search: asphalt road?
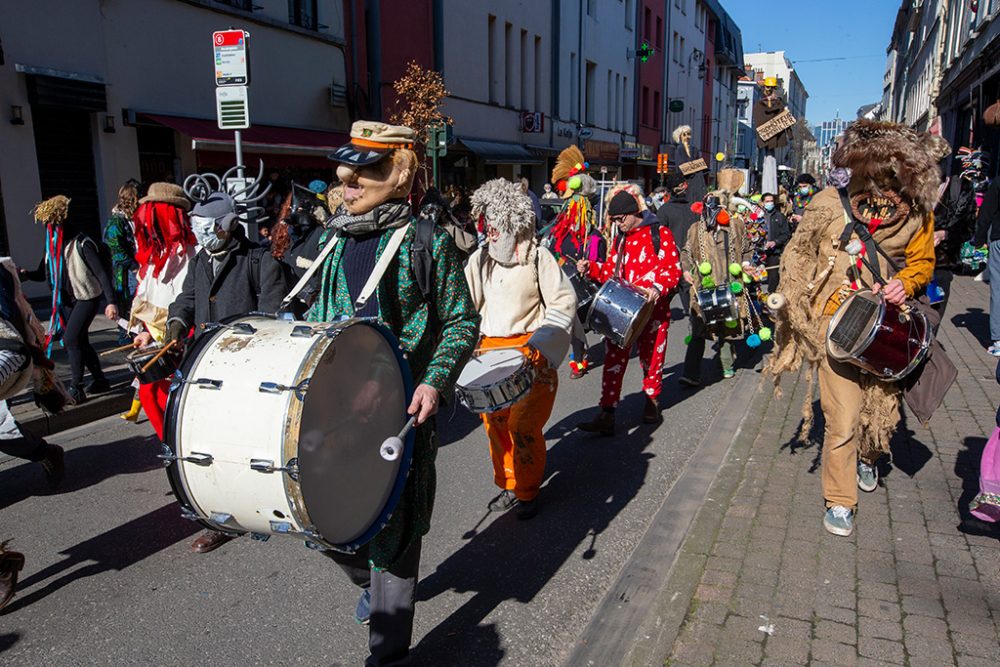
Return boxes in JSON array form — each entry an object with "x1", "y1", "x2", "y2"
[{"x1": 0, "y1": 310, "x2": 749, "y2": 666}]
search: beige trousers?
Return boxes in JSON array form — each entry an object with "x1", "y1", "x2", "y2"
[{"x1": 817, "y1": 355, "x2": 865, "y2": 510}]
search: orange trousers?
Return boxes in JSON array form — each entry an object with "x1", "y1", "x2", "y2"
[{"x1": 479, "y1": 334, "x2": 558, "y2": 502}]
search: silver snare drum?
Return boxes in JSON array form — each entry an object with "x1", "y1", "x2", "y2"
[
  {"x1": 455, "y1": 349, "x2": 535, "y2": 413},
  {"x1": 587, "y1": 278, "x2": 655, "y2": 349},
  {"x1": 695, "y1": 286, "x2": 737, "y2": 326}
]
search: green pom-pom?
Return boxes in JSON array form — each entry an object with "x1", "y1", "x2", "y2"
[
  {"x1": 701, "y1": 276, "x2": 716, "y2": 288},
  {"x1": 684, "y1": 334, "x2": 692, "y2": 345},
  {"x1": 759, "y1": 327, "x2": 772, "y2": 341},
  {"x1": 725, "y1": 319, "x2": 739, "y2": 329},
  {"x1": 729, "y1": 281, "x2": 743, "y2": 294},
  {"x1": 568, "y1": 175, "x2": 582, "y2": 190},
  {"x1": 698, "y1": 261, "x2": 713, "y2": 276},
  {"x1": 742, "y1": 273, "x2": 752, "y2": 284},
  {"x1": 729, "y1": 263, "x2": 742, "y2": 276}
]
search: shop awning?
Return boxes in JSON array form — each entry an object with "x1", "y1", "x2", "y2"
[
  {"x1": 459, "y1": 138, "x2": 542, "y2": 164},
  {"x1": 138, "y1": 113, "x2": 349, "y2": 157}
]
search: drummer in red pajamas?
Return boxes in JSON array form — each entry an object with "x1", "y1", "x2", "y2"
[{"x1": 576, "y1": 185, "x2": 682, "y2": 435}]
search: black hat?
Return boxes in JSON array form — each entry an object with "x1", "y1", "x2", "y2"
[
  {"x1": 608, "y1": 190, "x2": 641, "y2": 216},
  {"x1": 665, "y1": 170, "x2": 687, "y2": 190},
  {"x1": 795, "y1": 173, "x2": 817, "y2": 186}
]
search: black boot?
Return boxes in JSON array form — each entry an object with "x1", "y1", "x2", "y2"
[
  {"x1": 577, "y1": 408, "x2": 616, "y2": 436},
  {"x1": 68, "y1": 384, "x2": 87, "y2": 405}
]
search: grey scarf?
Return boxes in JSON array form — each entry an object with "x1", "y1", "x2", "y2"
[{"x1": 328, "y1": 199, "x2": 411, "y2": 236}]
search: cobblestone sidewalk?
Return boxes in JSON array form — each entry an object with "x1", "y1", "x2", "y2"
[{"x1": 661, "y1": 276, "x2": 1000, "y2": 667}]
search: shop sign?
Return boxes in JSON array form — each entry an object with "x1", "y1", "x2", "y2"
[{"x1": 584, "y1": 139, "x2": 620, "y2": 162}]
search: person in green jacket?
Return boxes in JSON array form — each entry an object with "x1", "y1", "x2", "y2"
[{"x1": 309, "y1": 121, "x2": 479, "y2": 666}]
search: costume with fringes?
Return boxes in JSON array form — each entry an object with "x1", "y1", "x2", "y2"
[{"x1": 765, "y1": 120, "x2": 938, "y2": 512}]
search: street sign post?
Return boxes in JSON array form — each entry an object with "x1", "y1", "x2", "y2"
[
  {"x1": 216, "y1": 86, "x2": 250, "y2": 130},
  {"x1": 213, "y1": 30, "x2": 250, "y2": 86}
]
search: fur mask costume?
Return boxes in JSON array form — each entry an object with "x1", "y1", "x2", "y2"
[
  {"x1": 765, "y1": 120, "x2": 940, "y2": 457},
  {"x1": 471, "y1": 179, "x2": 537, "y2": 266}
]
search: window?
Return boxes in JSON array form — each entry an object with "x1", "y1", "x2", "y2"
[
  {"x1": 534, "y1": 36, "x2": 542, "y2": 112},
  {"x1": 570, "y1": 52, "x2": 578, "y2": 120},
  {"x1": 656, "y1": 17, "x2": 662, "y2": 49},
  {"x1": 288, "y1": 0, "x2": 318, "y2": 30},
  {"x1": 642, "y1": 86, "x2": 650, "y2": 126},
  {"x1": 615, "y1": 73, "x2": 622, "y2": 130},
  {"x1": 217, "y1": 0, "x2": 253, "y2": 10},
  {"x1": 585, "y1": 61, "x2": 597, "y2": 125},
  {"x1": 679, "y1": 36, "x2": 685, "y2": 66},
  {"x1": 520, "y1": 29, "x2": 528, "y2": 110},
  {"x1": 587, "y1": 0, "x2": 597, "y2": 18},
  {"x1": 672, "y1": 32, "x2": 679, "y2": 63},
  {"x1": 504, "y1": 22, "x2": 513, "y2": 106},
  {"x1": 488, "y1": 16, "x2": 497, "y2": 103},
  {"x1": 644, "y1": 7, "x2": 651, "y2": 41},
  {"x1": 623, "y1": 75, "x2": 629, "y2": 132},
  {"x1": 654, "y1": 90, "x2": 661, "y2": 128},
  {"x1": 625, "y1": 0, "x2": 634, "y2": 29},
  {"x1": 607, "y1": 70, "x2": 613, "y2": 127},
  {"x1": 695, "y1": 1, "x2": 704, "y2": 31}
]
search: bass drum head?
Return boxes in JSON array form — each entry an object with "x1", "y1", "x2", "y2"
[{"x1": 298, "y1": 321, "x2": 413, "y2": 549}]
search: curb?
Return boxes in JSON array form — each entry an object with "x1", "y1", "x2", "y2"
[
  {"x1": 18, "y1": 387, "x2": 135, "y2": 438},
  {"x1": 565, "y1": 366, "x2": 767, "y2": 667}
]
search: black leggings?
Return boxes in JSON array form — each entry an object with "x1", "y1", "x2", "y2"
[{"x1": 60, "y1": 298, "x2": 105, "y2": 387}]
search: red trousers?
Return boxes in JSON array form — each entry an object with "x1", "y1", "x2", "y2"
[
  {"x1": 138, "y1": 379, "x2": 170, "y2": 441},
  {"x1": 599, "y1": 309, "x2": 670, "y2": 409}
]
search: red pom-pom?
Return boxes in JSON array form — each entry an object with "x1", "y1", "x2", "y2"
[
  {"x1": 556, "y1": 179, "x2": 568, "y2": 193},
  {"x1": 690, "y1": 202, "x2": 704, "y2": 214},
  {"x1": 717, "y1": 210, "x2": 731, "y2": 226}
]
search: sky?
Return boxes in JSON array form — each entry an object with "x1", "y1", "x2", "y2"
[{"x1": 725, "y1": 0, "x2": 900, "y2": 126}]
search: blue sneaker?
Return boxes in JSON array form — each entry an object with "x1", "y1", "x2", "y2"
[
  {"x1": 823, "y1": 506, "x2": 854, "y2": 536},
  {"x1": 857, "y1": 461, "x2": 878, "y2": 492},
  {"x1": 354, "y1": 588, "x2": 371, "y2": 626}
]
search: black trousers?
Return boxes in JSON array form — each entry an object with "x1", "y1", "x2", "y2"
[
  {"x1": 0, "y1": 400, "x2": 47, "y2": 461},
  {"x1": 60, "y1": 298, "x2": 106, "y2": 388},
  {"x1": 323, "y1": 538, "x2": 422, "y2": 666}
]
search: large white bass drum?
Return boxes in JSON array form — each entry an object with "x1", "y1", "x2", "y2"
[{"x1": 162, "y1": 316, "x2": 414, "y2": 552}]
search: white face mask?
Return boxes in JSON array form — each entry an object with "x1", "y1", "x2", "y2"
[
  {"x1": 191, "y1": 215, "x2": 229, "y2": 252},
  {"x1": 763, "y1": 202, "x2": 775, "y2": 212}
]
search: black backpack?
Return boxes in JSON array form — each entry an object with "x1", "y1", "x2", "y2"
[{"x1": 411, "y1": 215, "x2": 437, "y2": 303}]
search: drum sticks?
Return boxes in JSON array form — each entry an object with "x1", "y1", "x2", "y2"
[
  {"x1": 141, "y1": 340, "x2": 177, "y2": 373},
  {"x1": 100, "y1": 342, "x2": 139, "y2": 357}
]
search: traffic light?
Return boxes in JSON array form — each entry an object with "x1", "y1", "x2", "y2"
[{"x1": 426, "y1": 123, "x2": 448, "y2": 157}]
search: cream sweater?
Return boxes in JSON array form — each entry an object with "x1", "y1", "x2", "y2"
[{"x1": 465, "y1": 246, "x2": 577, "y2": 366}]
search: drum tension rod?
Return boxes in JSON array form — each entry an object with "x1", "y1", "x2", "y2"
[
  {"x1": 201, "y1": 321, "x2": 257, "y2": 335},
  {"x1": 157, "y1": 448, "x2": 214, "y2": 467},
  {"x1": 249, "y1": 457, "x2": 300, "y2": 480},
  {"x1": 171, "y1": 377, "x2": 223, "y2": 392},
  {"x1": 258, "y1": 379, "x2": 310, "y2": 400}
]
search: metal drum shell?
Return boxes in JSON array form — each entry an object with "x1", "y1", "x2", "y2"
[
  {"x1": 455, "y1": 349, "x2": 535, "y2": 414},
  {"x1": 586, "y1": 278, "x2": 654, "y2": 349}
]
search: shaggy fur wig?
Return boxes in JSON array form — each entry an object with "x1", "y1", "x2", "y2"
[
  {"x1": 471, "y1": 178, "x2": 536, "y2": 265},
  {"x1": 672, "y1": 125, "x2": 692, "y2": 144},
  {"x1": 831, "y1": 120, "x2": 941, "y2": 211}
]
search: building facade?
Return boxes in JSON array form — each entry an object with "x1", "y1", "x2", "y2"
[
  {"x1": 1, "y1": 0, "x2": 350, "y2": 289},
  {"x1": 884, "y1": 0, "x2": 947, "y2": 131}
]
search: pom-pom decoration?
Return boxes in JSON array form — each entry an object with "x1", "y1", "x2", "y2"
[
  {"x1": 729, "y1": 263, "x2": 742, "y2": 276},
  {"x1": 717, "y1": 209, "x2": 731, "y2": 226},
  {"x1": 684, "y1": 334, "x2": 692, "y2": 345},
  {"x1": 746, "y1": 334, "x2": 762, "y2": 348},
  {"x1": 729, "y1": 281, "x2": 743, "y2": 294},
  {"x1": 699, "y1": 261, "x2": 713, "y2": 276},
  {"x1": 701, "y1": 276, "x2": 716, "y2": 288},
  {"x1": 690, "y1": 201, "x2": 704, "y2": 215},
  {"x1": 568, "y1": 175, "x2": 582, "y2": 190},
  {"x1": 759, "y1": 327, "x2": 772, "y2": 341},
  {"x1": 725, "y1": 319, "x2": 738, "y2": 329}
]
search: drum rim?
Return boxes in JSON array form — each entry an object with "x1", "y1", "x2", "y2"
[
  {"x1": 826, "y1": 289, "x2": 885, "y2": 362},
  {"x1": 316, "y1": 318, "x2": 416, "y2": 551},
  {"x1": 455, "y1": 359, "x2": 534, "y2": 413},
  {"x1": 873, "y1": 307, "x2": 933, "y2": 381},
  {"x1": 587, "y1": 277, "x2": 650, "y2": 346}
]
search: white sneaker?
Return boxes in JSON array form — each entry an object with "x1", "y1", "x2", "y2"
[
  {"x1": 988, "y1": 341, "x2": 1000, "y2": 357},
  {"x1": 857, "y1": 461, "x2": 878, "y2": 492},
  {"x1": 823, "y1": 506, "x2": 854, "y2": 537}
]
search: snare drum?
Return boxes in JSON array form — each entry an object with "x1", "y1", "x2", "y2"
[
  {"x1": 826, "y1": 289, "x2": 932, "y2": 381},
  {"x1": 587, "y1": 278, "x2": 655, "y2": 349},
  {"x1": 695, "y1": 286, "x2": 738, "y2": 326},
  {"x1": 569, "y1": 272, "x2": 598, "y2": 324},
  {"x1": 163, "y1": 316, "x2": 414, "y2": 551},
  {"x1": 127, "y1": 345, "x2": 180, "y2": 384},
  {"x1": 455, "y1": 349, "x2": 535, "y2": 413}
]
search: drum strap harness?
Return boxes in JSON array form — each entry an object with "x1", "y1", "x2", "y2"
[
  {"x1": 836, "y1": 187, "x2": 899, "y2": 286},
  {"x1": 352, "y1": 224, "x2": 410, "y2": 314}
]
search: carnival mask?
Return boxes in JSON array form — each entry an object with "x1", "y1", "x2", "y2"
[
  {"x1": 336, "y1": 152, "x2": 415, "y2": 216},
  {"x1": 190, "y1": 193, "x2": 240, "y2": 252}
]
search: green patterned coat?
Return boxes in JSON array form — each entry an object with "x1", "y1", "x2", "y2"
[{"x1": 308, "y1": 220, "x2": 479, "y2": 569}]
